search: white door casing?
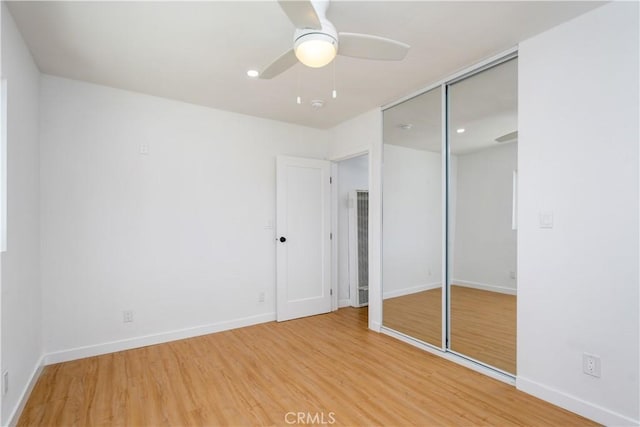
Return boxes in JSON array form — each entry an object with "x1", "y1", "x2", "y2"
[{"x1": 276, "y1": 156, "x2": 332, "y2": 321}]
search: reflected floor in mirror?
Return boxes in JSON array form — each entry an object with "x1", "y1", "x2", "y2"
[
  {"x1": 383, "y1": 287, "x2": 442, "y2": 346},
  {"x1": 383, "y1": 285, "x2": 516, "y2": 374}
]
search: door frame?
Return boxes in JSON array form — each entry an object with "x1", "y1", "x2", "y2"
[{"x1": 330, "y1": 149, "x2": 372, "y2": 316}]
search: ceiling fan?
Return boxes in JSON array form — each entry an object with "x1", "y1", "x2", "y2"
[{"x1": 259, "y1": 0, "x2": 410, "y2": 79}]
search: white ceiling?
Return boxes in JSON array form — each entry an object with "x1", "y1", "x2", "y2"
[{"x1": 6, "y1": 1, "x2": 603, "y2": 129}]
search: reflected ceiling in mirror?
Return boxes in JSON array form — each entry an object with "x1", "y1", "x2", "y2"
[
  {"x1": 449, "y1": 58, "x2": 518, "y2": 155},
  {"x1": 383, "y1": 88, "x2": 442, "y2": 153},
  {"x1": 383, "y1": 58, "x2": 517, "y2": 155}
]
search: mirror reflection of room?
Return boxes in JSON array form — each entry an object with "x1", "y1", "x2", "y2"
[
  {"x1": 448, "y1": 58, "x2": 518, "y2": 374},
  {"x1": 382, "y1": 87, "x2": 442, "y2": 348}
]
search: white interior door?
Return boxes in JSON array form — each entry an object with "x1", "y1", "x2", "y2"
[{"x1": 276, "y1": 156, "x2": 331, "y2": 321}]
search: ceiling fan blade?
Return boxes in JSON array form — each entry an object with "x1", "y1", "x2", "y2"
[
  {"x1": 338, "y1": 32, "x2": 410, "y2": 61},
  {"x1": 278, "y1": 0, "x2": 322, "y2": 29},
  {"x1": 495, "y1": 131, "x2": 518, "y2": 143},
  {"x1": 259, "y1": 49, "x2": 298, "y2": 79}
]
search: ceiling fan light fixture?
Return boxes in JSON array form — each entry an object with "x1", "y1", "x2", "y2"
[{"x1": 294, "y1": 33, "x2": 337, "y2": 68}]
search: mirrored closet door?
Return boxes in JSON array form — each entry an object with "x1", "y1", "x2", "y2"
[
  {"x1": 382, "y1": 87, "x2": 443, "y2": 348},
  {"x1": 381, "y1": 54, "x2": 518, "y2": 375},
  {"x1": 447, "y1": 57, "x2": 518, "y2": 374}
]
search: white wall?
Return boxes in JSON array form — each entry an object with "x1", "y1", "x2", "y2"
[
  {"x1": 337, "y1": 154, "x2": 368, "y2": 306},
  {"x1": 517, "y1": 2, "x2": 639, "y2": 425},
  {"x1": 329, "y1": 109, "x2": 382, "y2": 330},
  {"x1": 328, "y1": 110, "x2": 379, "y2": 161},
  {"x1": 39, "y1": 75, "x2": 328, "y2": 360},
  {"x1": 1, "y1": 4, "x2": 42, "y2": 425},
  {"x1": 452, "y1": 143, "x2": 517, "y2": 292},
  {"x1": 382, "y1": 144, "x2": 442, "y2": 298}
]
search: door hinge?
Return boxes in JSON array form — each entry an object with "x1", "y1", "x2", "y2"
[
  {"x1": 330, "y1": 232, "x2": 333, "y2": 240},
  {"x1": 330, "y1": 289, "x2": 333, "y2": 296},
  {"x1": 329, "y1": 177, "x2": 332, "y2": 184}
]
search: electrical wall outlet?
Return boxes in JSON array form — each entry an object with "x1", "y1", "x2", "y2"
[
  {"x1": 583, "y1": 353, "x2": 601, "y2": 378},
  {"x1": 2, "y1": 370, "x2": 8, "y2": 396},
  {"x1": 258, "y1": 292, "x2": 265, "y2": 303},
  {"x1": 510, "y1": 271, "x2": 517, "y2": 279},
  {"x1": 123, "y1": 310, "x2": 134, "y2": 323}
]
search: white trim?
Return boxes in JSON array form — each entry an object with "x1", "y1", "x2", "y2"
[
  {"x1": 7, "y1": 356, "x2": 45, "y2": 427},
  {"x1": 330, "y1": 161, "x2": 339, "y2": 311},
  {"x1": 441, "y1": 81, "x2": 449, "y2": 351},
  {"x1": 348, "y1": 189, "x2": 370, "y2": 307},
  {"x1": 381, "y1": 327, "x2": 514, "y2": 385},
  {"x1": 333, "y1": 151, "x2": 371, "y2": 311},
  {"x1": 44, "y1": 312, "x2": 275, "y2": 365},
  {"x1": 328, "y1": 144, "x2": 378, "y2": 332},
  {"x1": 512, "y1": 170, "x2": 518, "y2": 231},
  {"x1": 329, "y1": 150, "x2": 369, "y2": 163},
  {"x1": 338, "y1": 298, "x2": 351, "y2": 308},
  {"x1": 1, "y1": 78, "x2": 7, "y2": 252},
  {"x1": 370, "y1": 320, "x2": 381, "y2": 332},
  {"x1": 382, "y1": 46, "x2": 519, "y2": 111},
  {"x1": 348, "y1": 190, "x2": 358, "y2": 307},
  {"x1": 371, "y1": 110, "x2": 383, "y2": 332},
  {"x1": 452, "y1": 280, "x2": 517, "y2": 295},
  {"x1": 383, "y1": 282, "x2": 441, "y2": 299},
  {"x1": 517, "y1": 377, "x2": 639, "y2": 427}
]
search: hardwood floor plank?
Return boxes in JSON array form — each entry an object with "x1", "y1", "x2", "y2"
[{"x1": 19, "y1": 308, "x2": 595, "y2": 427}]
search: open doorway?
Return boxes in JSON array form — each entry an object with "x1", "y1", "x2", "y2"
[{"x1": 336, "y1": 154, "x2": 369, "y2": 311}]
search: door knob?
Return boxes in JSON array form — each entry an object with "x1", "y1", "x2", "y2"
[{"x1": 279, "y1": 236, "x2": 287, "y2": 243}]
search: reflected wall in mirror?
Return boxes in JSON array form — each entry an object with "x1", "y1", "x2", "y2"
[
  {"x1": 448, "y1": 58, "x2": 518, "y2": 374},
  {"x1": 382, "y1": 87, "x2": 442, "y2": 347}
]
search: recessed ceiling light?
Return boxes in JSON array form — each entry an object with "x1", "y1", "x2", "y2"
[
  {"x1": 399, "y1": 124, "x2": 413, "y2": 130},
  {"x1": 247, "y1": 69, "x2": 259, "y2": 78},
  {"x1": 456, "y1": 128, "x2": 465, "y2": 133}
]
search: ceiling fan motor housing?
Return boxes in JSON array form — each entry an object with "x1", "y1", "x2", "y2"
[
  {"x1": 293, "y1": 14, "x2": 339, "y2": 47},
  {"x1": 294, "y1": 28, "x2": 338, "y2": 48}
]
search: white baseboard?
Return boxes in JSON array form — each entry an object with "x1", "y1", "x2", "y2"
[
  {"x1": 338, "y1": 298, "x2": 351, "y2": 308},
  {"x1": 452, "y1": 279, "x2": 517, "y2": 295},
  {"x1": 44, "y1": 312, "x2": 276, "y2": 365},
  {"x1": 383, "y1": 282, "x2": 441, "y2": 299},
  {"x1": 517, "y1": 376, "x2": 639, "y2": 426},
  {"x1": 7, "y1": 355, "x2": 45, "y2": 427}
]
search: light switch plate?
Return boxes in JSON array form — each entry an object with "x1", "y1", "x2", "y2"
[{"x1": 539, "y1": 211, "x2": 554, "y2": 229}]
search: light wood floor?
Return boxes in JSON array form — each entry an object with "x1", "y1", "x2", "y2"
[
  {"x1": 18, "y1": 308, "x2": 595, "y2": 427},
  {"x1": 383, "y1": 286, "x2": 516, "y2": 374}
]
